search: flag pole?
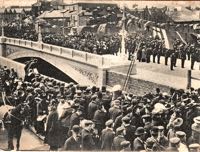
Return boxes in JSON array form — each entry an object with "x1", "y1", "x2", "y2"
[{"x1": 120, "y1": 4, "x2": 127, "y2": 59}]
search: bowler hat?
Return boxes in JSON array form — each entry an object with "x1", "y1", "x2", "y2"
[
  {"x1": 72, "y1": 125, "x2": 80, "y2": 133},
  {"x1": 101, "y1": 86, "x2": 106, "y2": 92},
  {"x1": 135, "y1": 127, "x2": 145, "y2": 136},
  {"x1": 151, "y1": 126, "x2": 159, "y2": 135}
]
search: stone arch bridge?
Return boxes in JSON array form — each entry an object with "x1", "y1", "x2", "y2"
[{"x1": 0, "y1": 37, "x2": 134, "y2": 87}]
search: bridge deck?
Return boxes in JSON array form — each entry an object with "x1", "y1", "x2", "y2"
[{"x1": 111, "y1": 56, "x2": 200, "y2": 89}]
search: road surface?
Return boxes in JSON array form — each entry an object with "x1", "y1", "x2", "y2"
[{"x1": 112, "y1": 56, "x2": 200, "y2": 89}]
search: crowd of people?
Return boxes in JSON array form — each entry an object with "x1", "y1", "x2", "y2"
[
  {"x1": 4, "y1": 25, "x2": 38, "y2": 42},
  {"x1": 3, "y1": 25, "x2": 200, "y2": 71},
  {"x1": 1, "y1": 63, "x2": 200, "y2": 151},
  {"x1": 132, "y1": 36, "x2": 200, "y2": 71}
]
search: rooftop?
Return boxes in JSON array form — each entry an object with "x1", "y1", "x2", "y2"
[
  {"x1": 169, "y1": 7, "x2": 200, "y2": 22},
  {"x1": 37, "y1": 9, "x2": 71, "y2": 19}
]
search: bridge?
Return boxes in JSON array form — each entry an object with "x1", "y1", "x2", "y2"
[{"x1": 0, "y1": 36, "x2": 135, "y2": 87}]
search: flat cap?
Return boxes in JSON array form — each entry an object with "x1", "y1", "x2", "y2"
[
  {"x1": 169, "y1": 137, "x2": 180, "y2": 144},
  {"x1": 105, "y1": 119, "x2": 113, "y2": 126},
  {"x1": 189, "y1": 143, "x2": 200, "y2": 149},
  {"x1": 120, "y1": 141, "x2": 130, "y2": 147},
  {"x1": 84, "y1": 120, "x2": 93, "y2": 126},
  {"x1": 175, "y1": 131, "x2": 186, "y2": 138},
  {"x1": 116, "y1": 126, "x2": 124, "y2": 133},
  {"x1": 122, "y1": 116, "x2": 130, "y2": 124}
]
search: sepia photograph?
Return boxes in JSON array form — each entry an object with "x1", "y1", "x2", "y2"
[{"x1": 0, "y1": 0, "x2": 200, "y2": 151}]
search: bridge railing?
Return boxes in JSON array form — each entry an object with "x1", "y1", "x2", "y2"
[{"x1": 3, "y1": 37, "x2": 113, "y2": 67}]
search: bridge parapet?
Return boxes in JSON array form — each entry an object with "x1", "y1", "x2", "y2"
[{"x1": 2, "y1": 37, "x2": 113, "y2": 67}]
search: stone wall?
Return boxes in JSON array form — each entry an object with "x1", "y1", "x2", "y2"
[
  {"x1": 0, "y1": 56, "x2": 25, "y2": 79},
  {"x1": 107, "y1": 71, "x2": 171, "y2": 95}
]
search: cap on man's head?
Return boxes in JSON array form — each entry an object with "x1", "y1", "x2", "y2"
[
  {"x1": 72, "y1": 125, "x2": 80, "y2": 133},
  {"x1": 189, "y1": 143, "x2": 200, "y2": 150},
  {"x1": 84, "y1": 120, "x2": 93, "y2": 126},
  {"x1": 176, "y1": 131, "x2": 186, "y2": 138},
  {"x1": 105, "y1": 119, "x2": 113, "y2": 126},
  {"x1": 116, "y1": 126, "x2": 124, "y2": 133},
  {"x1": 122, "y1": 116, "x2": 130, "y2": 125},
  {"x1": 120, "y1": 140, "x2": 130, "y2": 147},
  {"x1": 169, "y1": 137, "x2": 180, "y2": 144}
]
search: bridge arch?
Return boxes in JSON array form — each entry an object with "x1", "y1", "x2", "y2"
[{"x1": 7, "y1": 50, "x2": 98, "y2": 86}]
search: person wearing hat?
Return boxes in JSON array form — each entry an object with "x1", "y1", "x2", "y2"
[
  {"x1": 145, "y1": 138, "x2": 155, "y2": 152},
  {"x1": 133, "y1": 127, "x2": 146, "y2": 151},
  {"x1": 83, "y1": 87, "x2": 92, "y2": 117},
  {"x1": 122, "y1": 116, "x2": 136, "y2": 150},
  {"x1": 109, "y1": 100, "x2": 121, "y2": 121},
  {"x1": 166, "y1": 137, "x2": 180, "y2": 152},
  {"x1": 93, "y1": 104, "x2": 107, "y2": 134},
  {"x1": 81, "y1": 120, "x2": 95, "y2": 150},
  {"x1": 69, "y1": 105, "x2": 84, "y2": 130},
  {"x1": 112, "y1": 85, "x2": 122, "y2": 100},
  {"x1": 188, "y1": 116, "x2": 200, "y2": 145},
  {"x1": 113, "y1": 105, "x2": 129, "y2": 131},
  {"x1": 167, "y1": 117, "x2": 183, "y2": 140},
  {"x1": 87, "y1": 94, "x2": 100, "y2": 120},
  {"x1": 101, "y1": 86, "x2": 112, "y2": 113},
  {"x1": 112, "y1": 126, "x2": 126, "y2": 151},
  {"x1": 147, "y1": 126, "x2": 165, "y2": 151},
  {"x1": 176, "y1": 131, "x2": 189, "y2": 152},
  {"x1": 120, "y1": 140, "x2": 131, "y2": 152},
  {"x1": 100, "y1": 119, "x2": 115, "y2": 151},
  {"x1": 45, "y1": 103, "x2": 62, "y2": 150},
  {"x1": 157, "y1": 126, "x2": 168, "y2": 149},
  {"x1": 63, "y1": 125, "x2": 81, "y2": 151},
  {"x1": 189, "y1": 143, "x2": 200, "y2": 152}
]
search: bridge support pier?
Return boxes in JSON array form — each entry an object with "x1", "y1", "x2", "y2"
[
  {"x1": 97, "y1": 67, "x2": 107, "y2": 87},
  {"x1": 0, "y1": 37, "x2": 6, "y2": 57}
]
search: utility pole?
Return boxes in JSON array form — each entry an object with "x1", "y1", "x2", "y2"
[{"x1": 1, "y1": 0, "x2": 5, "y2": 37}]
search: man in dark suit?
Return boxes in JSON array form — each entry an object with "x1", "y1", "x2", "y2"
[
  {"x1": 45, "y1": 104, "x2": 62, "y2": 150},
  {"x1": 101, "y1": 119, "x2": 115, "y2": 151},
  {"x1": 112, "y1": 126, "x2": 126, "y2": 151},
  {"x1": 191, "y1": 49, "x2": 198, "y2": 70},
  {"x1": 164, "y1": 49, "x2": 171, "y2": 65},
  {"x1": 170, "y1": 52, "x2": 176, "y2": 70},
  {"x1": 122, "y1": 116, "x2": 136, "y2": 150},
  {"x1": 180, "y1": 46, "x2": 187, "y2": 68},
  {"x1": 81, "y1": 120, "x2": 95, "y2": 150},
  {"x1": 133, "y1": 127, "x2": 146, "y2": 151},
  {"x1": 69, "y1": 106, "x2": 84, "y2": 129},
  {"x1": 63, "y1": 125, "x2": 81, "y2": 150}
]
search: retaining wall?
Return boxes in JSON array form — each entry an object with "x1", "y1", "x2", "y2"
[{"x1": 107, "y1": 71, "x2": 171, "y2": 95}]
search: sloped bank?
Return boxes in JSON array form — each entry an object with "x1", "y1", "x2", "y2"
[{"x1": 106, "y1": 71, "x2": 171, "y2": 95}]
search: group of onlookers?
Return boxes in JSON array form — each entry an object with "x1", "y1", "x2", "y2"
[{"x1": 1, "y1": 64, "x2": 200, "y2": 151}]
